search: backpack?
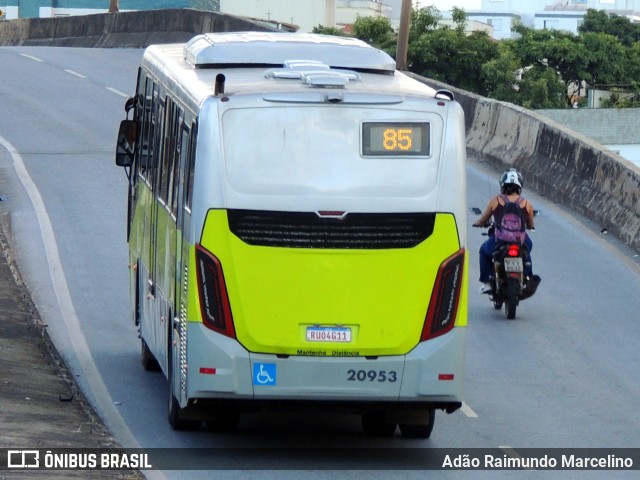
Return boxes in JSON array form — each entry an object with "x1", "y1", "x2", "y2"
[{"x1": 494, "y1": 194, "x2": 527, "y2": 244}]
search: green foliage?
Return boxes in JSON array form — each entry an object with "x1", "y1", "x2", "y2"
[
  {"x1": 451, "y1": 7, "x2": 467, "y2": 35},
  {"x1": 312, "y1": 25, "x2": 350, "y2": 36},
  {"x1": 599, "y1": 84, "x2": 640, "y2": 108},
  {"x1": 314, "y1": 6, "x2": 638, "y2": 109},
  {"x1": 407, "y1": 7, "x2": 638, "y2": 108},
  {"x1": 409, "y1": 6, "x2": 441, "y2": 42},
  {"x1": 518, "y1": 66, "x2": 567, "y2": 109},
  {"x1": 578, "y1": 9, "x2": 640, "y2": 46},
  {"x1": 407, "y1": 8, "x2": 498, "y2": 96},
  {"x1": 314, "y1": 17, "x2": 396, "y2": 56},
  {"x1": 352, "y1": 16, "x2": 396, "y2": 53},
  {"x1": 480, "y1": 42, "x2": 521, "y2": 104}
]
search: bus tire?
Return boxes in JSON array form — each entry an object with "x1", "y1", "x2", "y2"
[
  {"x1": 362, "y1": 411, "x2": 397, "y2": 437},
  {"x1": 399, "y1": 409, "x2": 435, "y2": 439}
]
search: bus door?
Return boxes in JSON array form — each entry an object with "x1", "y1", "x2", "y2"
[
  {"x1": 171, "y1": 114, "x2": 196, "y2": 405},
  {"x1": 140, "y1": 85, "x2": 165, "y2": 364},
  {"x1": 174, "y1": 116, "x2": 195, "y2": 322}
]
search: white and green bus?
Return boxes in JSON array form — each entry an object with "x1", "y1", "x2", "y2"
[{"x1": 115, "y1": 32, "x2": 468, "y2": 438}]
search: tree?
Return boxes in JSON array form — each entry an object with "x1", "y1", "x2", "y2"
[
  {"x1": 352, "y1": 15, "x2": 396, "y2": 54},
  {"x1": 579, "y1": 31, "x2": 629, "y2": 87},
  {"x1": 312, "y1": 25, "x2": 349, "y2": 36},
  {"x1": 517, "y1": 65, "x2": 567, "y2": 109},
  {"x1": 408, "y1": 6, "x2": 441, "y2": 43},
  {"x1": 509, "y1": 23, "x2": 591, "y2": 106},
  {"x1": 310, "y1": 6, "x2": 638, "y2": 109},
  {"x1": 480, "y1": 42, "x2": 521, "y2": 104},
  {"x1": 508, "y1": 21, "x2": 637, "y2": 106},
  {"x1": 578, "y1": 9, "x2": 640, "y2": 47},
  {"x1": 451, "y1": 7, "x2": 467, "y2": 35},
  {"x1": 407, "y1": 8, "x2": 499, "y2": 95}
]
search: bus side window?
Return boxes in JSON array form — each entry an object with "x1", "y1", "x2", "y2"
[
  {"x1": 171, "y1": 108, "x2": 185, "y2": 218},
  {"x1": 138, "y1": 76, "x2": 154, "y2": 180},
  {"x1": 185, "y1": 121, "x2": 197, "y2": 212},
  {"x1": 150, "y1": 90, "x2": 164, "y2": 193},
  {"x1": 160, "y1": 99, "x2": 174, "y2": 206}
]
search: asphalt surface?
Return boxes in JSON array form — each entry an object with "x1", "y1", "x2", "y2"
[{"x1": 0, "y1": 215, "x2": 142, "y2": 479}]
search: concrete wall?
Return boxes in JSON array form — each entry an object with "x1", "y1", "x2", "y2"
[
  {"x1": 536, "y1": 108, "x2": 640, "y2": 146},
  {"x1": 0, "y1": 8, "x2": 276, "y2": 47},
  {"x1": 537, "y1": 107, "x2": 640, "y2": 168},
  {"x1": 0, "y1": 9, "x2": 638, "y2": 253},
  {"x1": 407, "y1": 72, "x2": 640, "y2": 253}
]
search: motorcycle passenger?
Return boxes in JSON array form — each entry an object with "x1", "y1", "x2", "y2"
[{"x1": 473, "y1": 168, "x2": 535, "y2": 293}]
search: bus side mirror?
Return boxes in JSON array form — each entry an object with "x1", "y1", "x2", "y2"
[{"x1": 116, "y1": 119, "x2": 138, "y2": 167}]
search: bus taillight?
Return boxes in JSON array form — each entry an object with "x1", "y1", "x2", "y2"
[
  {"x1": 420, "y1": 248, "x2": 465, "y2": 342},
  {"x1": 195, "y1": 244, "x2": 236, "y2": 339}
]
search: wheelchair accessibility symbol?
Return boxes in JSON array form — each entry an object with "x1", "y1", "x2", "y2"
[{"x1": 253, "y1": 363, "x2": 276, "y2": 386}]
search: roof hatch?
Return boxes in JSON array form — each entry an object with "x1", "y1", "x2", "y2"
[
  {"x1": 265, "y1": 60, "x2": 361, "y2": 88},
  {"x1": 183, "y1": 32, "x2": 396, "y2": 73}
]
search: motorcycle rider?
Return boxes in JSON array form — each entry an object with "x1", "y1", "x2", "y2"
[{"x1": 473, "y1": 168, "x2": 535, "y2": 293}]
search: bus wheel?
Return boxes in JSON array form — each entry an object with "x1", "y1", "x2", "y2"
[
  {"x1": 362, "y1": 411, "x2": 397, "y2": 437},
  {"x1": 141, "y1": 338, "x2": 160, "y2": 371},
  {"x1": 399, "y1": 409, "x2": 435, "y2": 439},
  {"x1": 206, "y1": 412, "x2": 240, "y2": 433}
]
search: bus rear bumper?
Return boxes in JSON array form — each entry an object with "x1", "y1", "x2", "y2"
[{"x1": 185, "y1": 324, "x2": 465, "y2": 412}]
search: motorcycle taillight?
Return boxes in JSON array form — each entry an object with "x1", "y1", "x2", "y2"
[{"x1": 508, "y1": 245, "x2": 520, "y2": 257}]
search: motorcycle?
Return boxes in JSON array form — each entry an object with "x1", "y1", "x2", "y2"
[{"x1": 470, "y1": 208, "x2": 541, "y2": 319}]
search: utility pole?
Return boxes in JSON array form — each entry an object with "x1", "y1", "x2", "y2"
[
  {"x1": 396, "y1": 0, "x2": 412, "y2": 71},
  {"x1": 109, "y1": 0, "x2": 119, "y2": 13}
]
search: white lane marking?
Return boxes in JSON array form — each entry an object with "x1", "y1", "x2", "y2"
[
  {"x1": 0, "y1": 135, "x2": 140, "y2": 449},
  {"x1": 461, "y1": 401, "x2": 479, "y2": 418},
  {"x1": 64, "y1": 69, "x2": 87, "y2": 79},
  {"x1": 19, "y1": 53, "x2": 43, "y2": 62},
  {"x1": 106, "y1": 86, "x2": 129, "y2": 98}
]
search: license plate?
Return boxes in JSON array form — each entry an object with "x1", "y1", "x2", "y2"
[
  {"x1": 306, "y1": 326, "x2": 351, "y2": 343},
  {"x1": 504, "y1": 257, "x2": 523, "y2": 273}
]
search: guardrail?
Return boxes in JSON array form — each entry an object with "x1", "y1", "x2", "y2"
[{"x1": 0, "y1": 8, "x2": 276, "y2": 47}]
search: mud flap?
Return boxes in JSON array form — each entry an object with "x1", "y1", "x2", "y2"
[{"x1": 520, "y1": 275, "x2": 541, "y2": 300}]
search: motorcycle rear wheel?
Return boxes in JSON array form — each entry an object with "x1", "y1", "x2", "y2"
[{"x1": 505, "y1": 278, "x2": 518, "y2": 320}]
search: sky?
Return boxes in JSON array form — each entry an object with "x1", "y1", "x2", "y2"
[{"x1": 415, "y1": 0, "x2": 482, "y2": 11}]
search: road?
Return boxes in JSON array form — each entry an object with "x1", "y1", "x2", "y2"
[{"x1": 0, "y1": 46, "x2": 639, "y2": 479}]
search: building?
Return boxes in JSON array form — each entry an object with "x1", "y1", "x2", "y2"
[
  {"x1": 219, "y1": 0, "x2": 336, "y2": 32},
  {"x1": 438, "y1": 0, "x2": 640, "y2": 39},
  {"x1": 336, "y1": 0, "x2": 392, "y2": 30},
  {"x1": 221, "y1": 1, "x2": 396, "y2": 33}
]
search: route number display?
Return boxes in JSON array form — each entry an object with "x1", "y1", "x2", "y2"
[{"x1": 362, "y1": 122, "x2": 430, "y2": 157}]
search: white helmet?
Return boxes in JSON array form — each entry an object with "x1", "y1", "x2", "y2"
[{"x1": 499, "y1": 168, "x2": 523, "y2": 193}]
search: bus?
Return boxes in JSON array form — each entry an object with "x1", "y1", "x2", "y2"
[{"x1": 115, "y1": 31, "x2": 468, "y2": 438}]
